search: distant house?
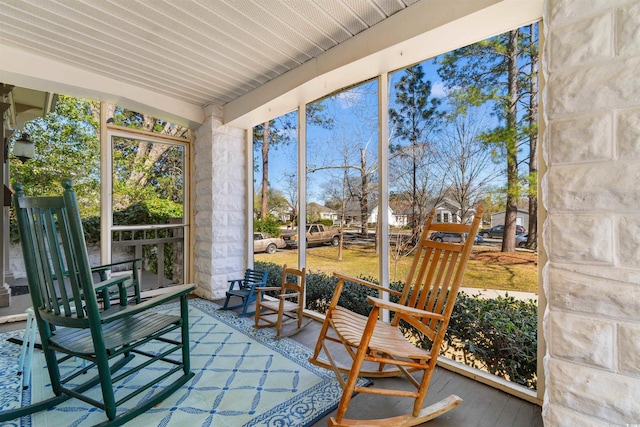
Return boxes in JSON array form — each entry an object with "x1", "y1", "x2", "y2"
[
  {"x1": 369, "y1": 205, "x2": 408, "y2": 227},
  {"x1": 431, "y1": 198, "x2": 479, "y2": 224},
  {"x1": 306, "y1": 202, "x2": 339, "y2": 223},
  {"x1": 433, "y1": 199, "x2": 463, "y2": 224},
  {"x1": 491, "y1": 209, "x2": 529, "y2": 229}
]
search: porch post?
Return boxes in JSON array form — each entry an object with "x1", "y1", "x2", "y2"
[{"x1": 0, "y1": 100, "x2": 10, "y2": 307}]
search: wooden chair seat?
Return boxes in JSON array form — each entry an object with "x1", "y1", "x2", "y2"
[
  {"x1": 47, "y1": 303, "x2": 187, "y2": 355},
  {"x1": 331, "y1": 307, "x2": 432, "y2": 361},
  {"x1": 260, "y1": 298, "x2": 299, "y2": 313}
]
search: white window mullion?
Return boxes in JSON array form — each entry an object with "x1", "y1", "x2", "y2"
[{"x1": 378, "y1": 74, "x2": 390, "y2": 323}]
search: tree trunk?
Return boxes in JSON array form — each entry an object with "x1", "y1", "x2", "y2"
[
  {"x1": 502, "y1": 29, "x2": 519, "y2": 253},
  {"x1": 338, "y1": 168, "x2": 347, "y2": 261},
  {"x1": 260, "y1": 121, "x2": 270, "y2": 220},
  {"x1": 527, "y1": 24, "x2": 538, "y2": 250},
  {"x1": 359, "y1": 148, "x2": 369, "y2": 237},
  {"x1": 126, "y1": 140, "x2": 171, "y2": 188}
]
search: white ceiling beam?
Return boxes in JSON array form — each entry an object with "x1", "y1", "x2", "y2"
[
  {"x1": 224, "y1": 0, "x2": 542, "y2": 128},
  {"x1": 0, "y1": 43, "x2": 204, "y2": 128}
]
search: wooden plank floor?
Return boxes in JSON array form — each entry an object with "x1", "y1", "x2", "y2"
[
  {"x1": 0, "y1": 294, "x2": 542, "y2": 427},
  {"x1": 291, "y1": 320, "x2": 543, "y2": 427}
]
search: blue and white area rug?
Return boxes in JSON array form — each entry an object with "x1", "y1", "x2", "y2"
[{"x1": 0, "y1": 298, "x2": 367, "y2": 426}]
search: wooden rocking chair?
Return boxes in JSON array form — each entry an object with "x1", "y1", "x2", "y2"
[
  {"x1": 309, "y1": 207, "x2": 483, "y2": 426},
  {"x1": 254, "y1": 265, "x2": 308, "y2": 338},
  {"x1": 1, "y1": 180, "x2": 195, "y2": 426}
]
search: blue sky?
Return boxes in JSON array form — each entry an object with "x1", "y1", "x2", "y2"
[{"x1": 255, "y1": 59, "x2": 449, "y2": 205}]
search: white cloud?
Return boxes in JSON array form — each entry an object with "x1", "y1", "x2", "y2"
[
  {"x1": 334, "y1": 90, "x2": 363, "y2": 108},
  {"x1": 431, "y1": 81, "x2": 447, "y2": 98}
]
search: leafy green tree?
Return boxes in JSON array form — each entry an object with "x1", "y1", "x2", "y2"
[
  {"x1": 389, "y1": 64, "x2": 443, "y2": 237},
  {"x1": 111, "y1": 136, "x2": 184, "y2": 220},
  {"x1": 253, "y1": 187, "x2": 288, "y2": 220},
  {"x1": 108, "y1": 104, "x2": 188, "y2": 217},
  {"x1": 10, "y1": 95, "x2": 101, "y2": 216}
]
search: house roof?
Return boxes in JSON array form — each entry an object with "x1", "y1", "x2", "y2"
[
  {"x1": 307, "y1": 202, "x2": 336, "y2": 214},
  {"x1": 0, "y1": 0, "x2": 542, "y2": 129}
]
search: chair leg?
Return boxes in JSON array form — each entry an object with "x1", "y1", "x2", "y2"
[
  {"x1": 18, "y1": 308, "x2": 37, "y2": 390},
  {"x1": 95, "y1": 350, "x2": 117, "y2": 420},
  {"x1": 241, "y1": 295, "x2": 250, "y2": 315},
  {"x1": 222, "y1": 294, "x2": 232, "y2": 310},
  {"x1": 181, "y1": 295, "x2": 191, "y2": 375},
  {"x1": 239, "y1": 291, "x2": 257, "y2": 316},
  {"x1": 275, "y1": 301, "x2": 284, "y2": 338},
  {"x1": 334, "y1": 337, "x2": 369, "y2": 423}
]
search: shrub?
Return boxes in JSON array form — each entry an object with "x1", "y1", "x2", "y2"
[
  {"x1": 254, "y1": 216, "x2": 282, "y2": 237},
  {"x1": 445, "y1": 292, "x2": 538, "y2": 389},
  {"x1": 254, "y1": 261, "x2": 285, "y2": 289},
  {"x1": 254, "y1": 260, "x2": 538, "y2": 390},
  {"x1": 317, "y1": 219, "x2": 334, "y2": 227}
]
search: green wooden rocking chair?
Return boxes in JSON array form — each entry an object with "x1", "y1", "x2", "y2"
[{"x1": 0, "y1": 179, "x2": 195, "y2": 426}]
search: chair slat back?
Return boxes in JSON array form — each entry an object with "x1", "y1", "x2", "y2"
[
  {"x1": 394, "y1": 207, "x2": 483, "y2": 339},
  {"x1": 281, "y1": 265, "x2": 305, "y2": 295},
  {"x1": 245, "y1": 269, "x2": 268, "y2": 285},
  {"x1": 14, "y1": 180, "x2": 101, "y2": 328}
]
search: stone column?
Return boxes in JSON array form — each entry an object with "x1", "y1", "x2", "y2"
[
  {"x1": 192, "y1": 105, "x2": 247, "y2": 300},
  {"x1": 542, "y1": 1, "x2": 640, "y2": 425}
]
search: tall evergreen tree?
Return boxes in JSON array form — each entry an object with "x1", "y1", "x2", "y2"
[
  {"x1": 389, "y1": 64, "x2": 443, "y2": 237},
  {"x1": 524, "y1": 24, "x2": 539, "y2": 250},
  {"x1": 437, "y1": 26, "x2": 539, "y2": 251}
]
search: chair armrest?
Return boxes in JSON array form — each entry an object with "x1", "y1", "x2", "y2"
[
  {"x1": 254, "y1": 286, "x2": 282, "y2": 292},
  {"x1": 227, "y1": 279, "x2": 246, "y2": 290},
  {"x1": 333, "y1": 272, "x2": 403, "y2": 297},
  {"x1": 240, "y1": 281, "x2": 267, "y2": 291},
  {"x1": 366, "y1": 296, "x2": 445, "y2": 321},
  {"x1": 101, "y1": 284, "x2": 196, "y2": 323},
  {"x1": 93, "y1": 276, "x2": 130, "y2": 293},
  {"x1": 91, "y1": 258, "x2": 143, "y2": 274}
]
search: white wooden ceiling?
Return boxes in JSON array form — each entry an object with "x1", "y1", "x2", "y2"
[
  {"x1": 0, "y1": 0, "x2": 419, "y2": 106},
  {"x1": 0, "y1": 0, "x2": 542, "y2": 128}
]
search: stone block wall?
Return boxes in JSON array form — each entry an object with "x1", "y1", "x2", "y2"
[
  {"x1": 192, "y1": 105, "x2": 247, "y2": 300},
  {"x1": 543, "y1": 1, "x2": 640, "y2": 425}
]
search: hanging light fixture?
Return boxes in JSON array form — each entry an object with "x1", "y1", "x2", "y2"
[{"x1": 13, "y1": 133, "x2": 35, "y2": 163}]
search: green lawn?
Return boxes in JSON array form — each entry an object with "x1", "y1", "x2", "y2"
[{"x1": 256, "y1": 244, "x2": 538, "y2": 294}]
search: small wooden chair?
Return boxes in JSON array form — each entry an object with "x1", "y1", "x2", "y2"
[
  {"x1": 1, "y1": 180, "x2": 196, "y2": 425},
  {"x1": 309, "y1": 207, "x2": 483, "y2": 426},
  {"x1": 254, "y1": 265, "x2": 308, "y2": 338},
  {"x1": 222, "y1": 268, "x2": 268, "y2": 316}
]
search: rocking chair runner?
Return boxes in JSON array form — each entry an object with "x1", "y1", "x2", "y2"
[
  {"x1": 309, "y1": 207, "x2": 483, "y2": 426},
  {"x1": 254, "y1": 265, "x2": 308, "y2": 338},
  {"x1": 1, "y1": 180, "x2": 196, "y2": 426}
]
